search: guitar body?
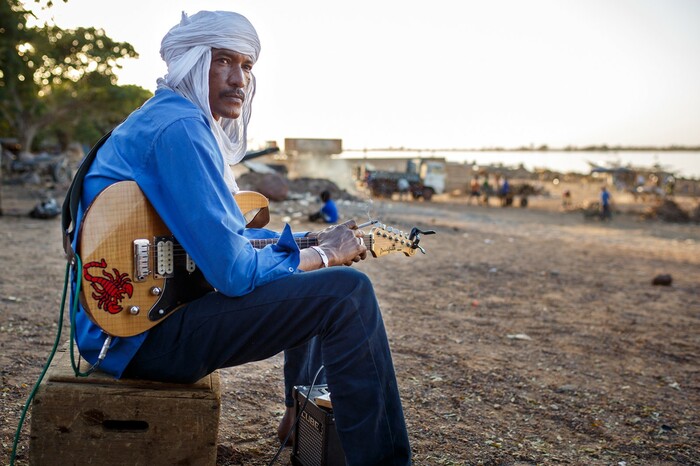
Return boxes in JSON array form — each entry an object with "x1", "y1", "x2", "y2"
[
  {"x1": 78, "y1": 181, "x2": 421, "y2": 337},
  {"x1": 78, "y1": 181, "x2": 213, "y2": 337}
]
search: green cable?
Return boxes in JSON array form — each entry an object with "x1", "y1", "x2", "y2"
[
  {"x1": 68, "y1": 254, "x2": 93, "y2": 378},
  {"x1": 9, "y1": 253, "x2": 93, "y2": 464},
  {"x1": 9, "y1": 261, "x2": 71, "y2": 465}
]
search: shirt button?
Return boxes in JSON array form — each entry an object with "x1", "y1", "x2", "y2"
[{"x1": 288, "y1": 267, "x2": 294, "y2": 272}]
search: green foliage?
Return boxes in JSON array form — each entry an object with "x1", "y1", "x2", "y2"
[{"x1": 0, "y1": 0, "x2": 153, "y2": 151}]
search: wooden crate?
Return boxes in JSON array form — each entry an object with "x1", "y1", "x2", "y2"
[{"x1": 29, "y1": 347, "x2": 221, "y2": 465}]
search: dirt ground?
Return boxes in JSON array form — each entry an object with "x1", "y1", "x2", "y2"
[{"x1": 1, "y1": 179, "x2": 699, "y2": 465}]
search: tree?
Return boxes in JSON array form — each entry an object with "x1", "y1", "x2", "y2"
[
  {"x1": 0, "y1": 0, "x2": 147, "y2": 152},
  {"x1": 39, "y1": 72, "x2": 152, "y2": 149}
]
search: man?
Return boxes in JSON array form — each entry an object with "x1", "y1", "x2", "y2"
[
  {"x1": 499, "y1": 176, "x2": 511, "y2": 206},
  {"x1": 468, "y1": 176, "x2": 480, "y2": 205},
  {"x1": 308, "y1": 189, "x2": 339, "y2": 223},
  {"x1": 481, "y1": 176, "x2": 491, "y2": 206},
  {"x1": 600, "y1": 185, "x2": 612, "y2": 220},
  {"x1": 397, "y1": 177, "x2": 410, "y2": 201},
  {"x1": 71, "y1": 11, "x2": 410, "y2": 465}
]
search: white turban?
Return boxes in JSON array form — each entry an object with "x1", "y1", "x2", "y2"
[{"x1": 157, "y1": 11, "x2": 261, "y2": 192}]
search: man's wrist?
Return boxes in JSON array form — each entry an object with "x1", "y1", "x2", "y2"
[{"x1": 310, "y1": 246, "x2": 329, "y2": 268}]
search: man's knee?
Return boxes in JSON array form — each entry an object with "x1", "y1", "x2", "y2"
[{"x1": 324, "y1": 267, "x2": 375, "y2": 298}]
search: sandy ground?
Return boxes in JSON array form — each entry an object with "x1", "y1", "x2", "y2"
[{"x1": 1, "y1": 180, "x2": 699, "y2": 465}]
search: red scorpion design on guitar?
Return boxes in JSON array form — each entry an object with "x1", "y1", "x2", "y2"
[{"x1": 83, "y1": 259, "x2": 134, "y2": 314}]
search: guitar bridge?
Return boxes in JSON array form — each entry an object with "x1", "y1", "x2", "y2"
[{"x1": 133, "y1": 239, "x2": 150, "y2": 282}]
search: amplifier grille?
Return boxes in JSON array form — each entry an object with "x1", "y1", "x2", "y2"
[
  {"x1": 291, "y1": 385, "x2": 346, "y2": 466},
  {"x1": 296, "y1": 408, "x2": 324, "y2": 464}
]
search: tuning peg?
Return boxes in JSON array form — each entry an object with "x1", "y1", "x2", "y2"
[
  {"x1": 408, "y1": 227, "x2": 436, "y2": 253},
  {"x1": 409, "y1": 228, "x2": 436, "y2": 240}
]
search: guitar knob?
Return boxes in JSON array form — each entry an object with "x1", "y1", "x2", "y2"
[
  {"x1": 129, "y1": 306, "x2": 140, "y2": 315},
  {"x1": 150, "y1": 286, "x2": 162, "y2": 296}
]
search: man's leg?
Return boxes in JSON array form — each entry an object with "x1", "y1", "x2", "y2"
[
  {"x1": 124, "y1": 267, "x2": 411, "y2": 466},
  {"x1": 279, "y1": 337, "x2": 325, "y2": 443}
]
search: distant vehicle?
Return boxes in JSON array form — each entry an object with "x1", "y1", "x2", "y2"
[
  {"x1": 412, "y1": 160, "x2": 446, "y2": 198},
  {"x1": 362, "y1": 159, "x2": 446, "y2": 201}
]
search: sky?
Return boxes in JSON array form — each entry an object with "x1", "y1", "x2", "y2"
[{"x1": 27, "y1": 0, "x2": 700, "y2": 154}]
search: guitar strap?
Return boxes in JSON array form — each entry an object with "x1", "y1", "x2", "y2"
[{"x1": 61, "y1": 130, "x2": 113, "y2": 263}]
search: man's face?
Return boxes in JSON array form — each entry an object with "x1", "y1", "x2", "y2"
[{"x1": 209, "y1": 48, "x2": 253, "y2": 120}]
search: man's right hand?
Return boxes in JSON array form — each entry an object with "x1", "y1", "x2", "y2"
[{"x1": 315, "y1": 222, "x2": 368, "y2": 267}]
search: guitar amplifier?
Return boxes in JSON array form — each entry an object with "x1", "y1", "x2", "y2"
[{"x1": 291, "y1": 385, "x2": 346, "y2": 466}]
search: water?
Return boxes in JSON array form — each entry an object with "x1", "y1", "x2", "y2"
[{"x1": 340, "y1": 150, "x2": 700, "y2": 179}]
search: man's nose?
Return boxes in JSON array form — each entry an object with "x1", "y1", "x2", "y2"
[{"x1": 227, "y1": 65, "x2": 246, "y2": 88}]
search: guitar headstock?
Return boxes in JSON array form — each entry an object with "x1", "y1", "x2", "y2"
[{"x1": 368, "y1": 224, "x2": 418, "y2": 258}]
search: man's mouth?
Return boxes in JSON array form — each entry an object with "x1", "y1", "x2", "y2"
[{"x1": 222, "y1": 90, "x2": 245, "y2": 102}]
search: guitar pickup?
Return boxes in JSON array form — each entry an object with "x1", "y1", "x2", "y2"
[
  {"x1": 133, "y1": 239, "x2": 150, "y2": 282},
  {"x1": 154, "y1": 236, "x2": 175, "y2": 278}
]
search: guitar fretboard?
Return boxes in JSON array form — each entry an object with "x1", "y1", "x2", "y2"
[
  {"x1": 249, "y1": 236, "x2": 319, "y2": 249},
  {"x1": 248, "y1": 235, "x2": 369, "y2": 250}
]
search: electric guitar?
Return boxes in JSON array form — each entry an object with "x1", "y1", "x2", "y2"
[{"x1": 78, "y1": 181, "x2": 430, "y2": 337}]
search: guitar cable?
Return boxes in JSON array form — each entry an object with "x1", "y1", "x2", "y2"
[
  {"x1": 67, "y1": 255, "x2": 112, "y2": 377},
  {"x1": 10, "y1": 254, "x2": 110, "y2": 465},
  {"x1": 267, "y1": 364, "x2": 326, "y2": 466}
]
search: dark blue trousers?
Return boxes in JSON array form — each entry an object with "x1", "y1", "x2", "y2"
[
  {"x1": 284, "y1": 335, "x2": 325, "y2": 406},
  {"x1": 124, "y1": 267, "x2": 411, "y2": 465}
]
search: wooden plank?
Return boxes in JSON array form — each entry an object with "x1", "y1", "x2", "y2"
[
  {"x1": 47, "y1": 349, "x2": 213, "y2": 391},
  {"x1": 30, "y1": 346, "x2": 221, "y2": 465}
]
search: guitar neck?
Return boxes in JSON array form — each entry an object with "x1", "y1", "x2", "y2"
[
  {"x1": 249, "y1": 236, "x2": 318, "y2": 249},
  {"x1": 248, "y1": 234, "x2": 372, "y2": 250}
]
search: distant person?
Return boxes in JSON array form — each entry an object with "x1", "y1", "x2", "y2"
[
  {"x1": 397, "y1": 177, "x2": 410, "y2": 201},
  {"x1": 499, "y1": 177, "x2": 511, "y2": 206},
  {"x1": 600, "y1": 186, "x2": 612, "y2": 221},
  {"x1": 562, "y1": 189, "x2": 572, "y2": 209},
  {"x1": 636, "y1": 174, "x2": 645, "y2": 189},
  {"x1": 468, "y1": 176, "x2": 480, "y2": 205},
  {"x1": 664, "y1": 176, "x2": 676, "y2": 196},
  {"x1": 308, "y1": 189, "x2": 339, "y2": 223},
  {"x1": 481, "y1": 177, "x2": 491, "y2": 206}
]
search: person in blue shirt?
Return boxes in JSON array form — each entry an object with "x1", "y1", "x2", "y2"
[
  {"x1": 308, "y1": 190, "x2": 339, "y2": 223},
  {"x1": 499, "y1": 177, "x2": 511, "y2": 206},
  {"x1": 71, "y1": 11, "x2": 410, "y2": 465},
  {"x1": 600, "y1": 186, "x2": 612, "y2": 220}
]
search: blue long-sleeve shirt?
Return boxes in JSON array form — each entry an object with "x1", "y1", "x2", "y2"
[{"x1": 73, "y1": 89, "x2": 302, "y2": 377}]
